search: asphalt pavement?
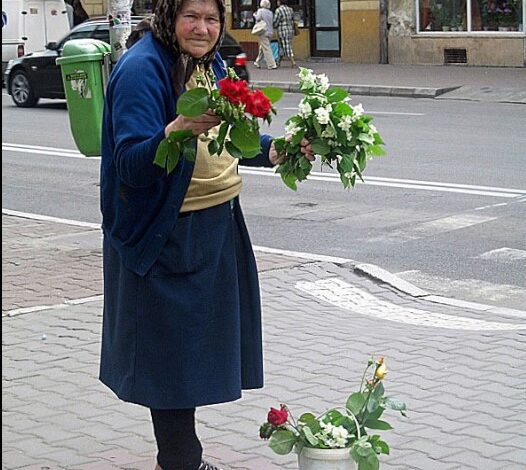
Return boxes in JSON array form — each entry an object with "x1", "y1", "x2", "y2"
[{"x1": 3, "y1": 62, "x2": 526, "y2": 470}]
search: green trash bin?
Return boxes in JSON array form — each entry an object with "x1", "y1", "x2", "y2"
[{"x1": 56, "y1": 39, "x2": 111, "y2": 156}]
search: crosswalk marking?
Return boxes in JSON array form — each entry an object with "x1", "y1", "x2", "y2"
[{"x1": 296, "y1": 278, "x2": 526, "y2": 330}]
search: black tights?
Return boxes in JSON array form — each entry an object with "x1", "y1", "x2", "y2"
[{"x1": 150, "y1": 408, "x2": 202, "y2": 470}]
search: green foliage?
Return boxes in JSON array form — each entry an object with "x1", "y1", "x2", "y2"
[
  {"x1": 154, "y1": 68, "x2": 282, "y2": 175},
  {"x1": 276, "y1": 67, "x2": 386, "y2": 190},
  {"x1": 259, "y1": 357, "x2": 407, "y2": 469}
]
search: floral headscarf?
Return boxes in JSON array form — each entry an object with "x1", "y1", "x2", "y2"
[{"x1": 151, "y1": 0, "x2": 226, "y2": 95}]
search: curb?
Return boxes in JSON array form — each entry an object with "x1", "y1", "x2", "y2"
[
  {"x1": 251, "y1": 80, "x2": 461, "y2": 99},
  {"x1": 252, "y1": 246, "x2": 526, "y2": 318}
]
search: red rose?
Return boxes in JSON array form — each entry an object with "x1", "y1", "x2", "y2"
[
  {"x1": 218, "y1": 77, "x2": 249, "y2": 105},
  {"x1": 267, "y1": 406, "x2": 288, "y2": 426},
  {"x1": 244, "y1": 90, "x2": 272, "y2": 118}
]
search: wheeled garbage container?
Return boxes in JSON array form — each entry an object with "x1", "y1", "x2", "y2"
[{"x1": 56, "y1": 39, "x2": 111, "y2": 156}]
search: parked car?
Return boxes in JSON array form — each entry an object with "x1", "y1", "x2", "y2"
[{"x1": 5, "y1": 17, "x2": 249, "y2": 107}]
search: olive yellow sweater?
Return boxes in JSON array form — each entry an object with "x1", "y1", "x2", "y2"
[{"x1": 180, "y1": 67, "x2": 241, "y2": 213}]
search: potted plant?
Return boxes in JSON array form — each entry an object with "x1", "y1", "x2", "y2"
[{"x1": 259, "y1": 357, "x2": 407, "y2": 470}]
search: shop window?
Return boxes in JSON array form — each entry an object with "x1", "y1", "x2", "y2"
[
  {"x1": 418, "y1": 0, "x2": 524, "y2": 31},
  {"x1": 231, "y1": 0, "x2": 308, "y2": 29}
]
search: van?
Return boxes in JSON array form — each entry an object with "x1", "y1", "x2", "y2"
[{"x1": 2, "y1": 0, "x2": 71, "y2": 75}]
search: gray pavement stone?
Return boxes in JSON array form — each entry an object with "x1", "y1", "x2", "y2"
[{"x1": 3, "y1": 213, "x2": 526, "y2": 469}]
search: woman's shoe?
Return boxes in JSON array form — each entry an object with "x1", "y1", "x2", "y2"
[
  {"x1": 268, "y1": 66, "x2": 278, "y2": 69},
  {"x1": 253, "y1": 62, "x2": 261, "y2": 69}
]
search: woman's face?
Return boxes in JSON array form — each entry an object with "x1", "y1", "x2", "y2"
[{"x1": 175, "y1": 0, "x2": 221, "y2": 58}]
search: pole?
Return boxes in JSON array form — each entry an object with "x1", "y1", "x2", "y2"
[
  {"x1": 379, "y1": 0, "x2": 388, "y2": 64},
  {"x1": 108, "y1": 0, "x2": 133, "y2": 63}
]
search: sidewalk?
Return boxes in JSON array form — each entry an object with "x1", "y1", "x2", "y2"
[
  {"x1": 248, "y1": 62, "x2": 526, "y2": 104},
  {"x1": 3, "y1": 212, "x2": 526, "y2": 470}
]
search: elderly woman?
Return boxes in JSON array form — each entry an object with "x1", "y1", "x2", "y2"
[
  {"x1": 253, "y1": 0, "x2": 277, "y2": 69},
  {"x1": 99, "y1": 0, "x2": 313, "y2": 469},
  {"x1": 273, "y1": 0, "x2": 297, "y2": 67}
]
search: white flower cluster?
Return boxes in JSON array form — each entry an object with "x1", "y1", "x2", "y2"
[
  {"x1": 298, "y1": 68, "x2": 330, "y2": 93},
  {"x1": 314, "y1": 420, "x2": 351, "y2": 448}
]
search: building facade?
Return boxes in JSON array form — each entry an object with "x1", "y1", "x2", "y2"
[{"x1": 91, "y1": 0, "x2": 525, "y2": 66}]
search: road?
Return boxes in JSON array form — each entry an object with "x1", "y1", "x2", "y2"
[{"x1": 2, "y1": 92, "x2": 526, "y2": 310}]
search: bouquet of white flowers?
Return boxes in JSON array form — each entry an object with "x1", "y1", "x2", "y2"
[{"x1": 273, "y1": 68, "x2": 386, "y2": 190}]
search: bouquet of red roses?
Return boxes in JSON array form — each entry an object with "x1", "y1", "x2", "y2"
[{"x1": 154, "y1": 68, "x2": 282, "y2": 174}]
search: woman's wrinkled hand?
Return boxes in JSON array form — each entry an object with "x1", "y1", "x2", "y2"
[
  {"x1": 270, "y1": 137, "x2": 315, "y2": 166},
  {"x1": 165, "y1": 110, "x2": 221, "y2": 138}
]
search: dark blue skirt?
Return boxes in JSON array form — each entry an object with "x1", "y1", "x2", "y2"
[{"x1": 99, "y1": 198, "x2": 264, "y2": 409}]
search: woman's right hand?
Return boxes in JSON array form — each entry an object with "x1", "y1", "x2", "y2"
[{"x1": 164, "y1": 110, "x2": 221, "y2": 138}]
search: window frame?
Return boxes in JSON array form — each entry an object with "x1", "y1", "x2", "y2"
[
  {"x1": 415, "y1": 0, "x2": 526, "y2": 33},
  {"x1": 230, "y1": 0, "x2": 309, "y2": 30}
]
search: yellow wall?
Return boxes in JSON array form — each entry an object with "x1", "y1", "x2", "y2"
[{"x1": 341, "y1": 0, "x2": 380, "y2": 63}]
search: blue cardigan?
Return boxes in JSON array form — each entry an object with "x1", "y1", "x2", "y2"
[{"x1": 100, "y1": 32, "x2": 272, "y2": 276}]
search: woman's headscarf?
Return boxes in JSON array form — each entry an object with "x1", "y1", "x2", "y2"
[{"x1": 150, "y1": 0, "x2": 226, "y2": 95}]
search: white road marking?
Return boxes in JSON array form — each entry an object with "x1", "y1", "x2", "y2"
[
  {"x1": 372, "y1": 214, "x2": 498, "y2": 242},
  {"x1": 296, "y1": 278, "x2": 526, "y2": 330},
  {"x1": 3, "y1": 142, "x2": 525, "y2": 198},
  {"x1": 478, "y1": 247, "x2": 526, "y2": 262},
  {"x1": 4, "y1": 295, "x2": 104, "y2": 317},
  {"x1": 395, "y1": 270, "x2": 526, "y2": 316},
  {"x1": 2, "y1": 209, "x2": 100, "y2": 229}
]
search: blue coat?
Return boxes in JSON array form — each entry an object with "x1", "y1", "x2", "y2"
[{"x1": 99, "y1": 32, "x2": 266, "y2": 409}]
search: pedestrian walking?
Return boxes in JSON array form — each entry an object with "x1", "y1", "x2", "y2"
[
  {"x1": 98, "y1": 0, "x2": 314, "y2": 469},
  {"x1": 273, "y1": 0, "x2": 297, "y2": 67},
  {"x1": 253, "y1": 0, "x2": 277, "y2": 69}
]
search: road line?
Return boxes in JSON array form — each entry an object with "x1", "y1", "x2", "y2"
[
  {"x1": 3, "y1": 142, "x2": 525, "y2": 198},
  {"x1": 2, "y1": 209, "x2": 100, "y2": 229},
  {"x1": 4, "y1": 295, "x2": 104, "y2": 317},
  {"x1": 371, "y1": 214, "x2": 498, "y2": 243},
  {"x1": 296, "y1": 278, "x2": 526, "y2": 330},
  {"x1": 478, "y1": 247, "x2": 526, "y2": 262}
]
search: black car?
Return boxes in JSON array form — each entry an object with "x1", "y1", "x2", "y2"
[{"x1": 5, "y1": 18, "x2": 249, "y2": 107}]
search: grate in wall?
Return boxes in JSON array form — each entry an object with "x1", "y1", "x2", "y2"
[{"x1": 444, "y1": 48, "x2": 468, "y2": 64}]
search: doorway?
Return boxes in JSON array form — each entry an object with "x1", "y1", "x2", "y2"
[{"x1": 309, "y1": 0, "x2": 341, "y2": 57}]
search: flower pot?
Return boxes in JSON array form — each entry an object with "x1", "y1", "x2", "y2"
[{"x1": 298, "y1": 447, "x2": 356, "y2": 470}]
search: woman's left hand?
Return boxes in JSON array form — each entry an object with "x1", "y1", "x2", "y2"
[{"x1": 269, "y1": 137, "x2": 315, "y2": 165}]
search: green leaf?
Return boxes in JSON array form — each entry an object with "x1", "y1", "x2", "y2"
[
  {"x1": 357, "y1": 454, "x2": 380, "y2": 470},
  {"x1": 166, "y1": 143, "x2": 181, "y2": 174},
  {"x1": 154, "y1": 139, "x2": 171, "y2": 169},
  {"x1": 181, "y1": 141, "x2": 196, "y2": 162},
  {"x1": 364, "y1": 405, "x2": 385, "y2": 423},
  {"x1": 261, "y1": 86, "x2": 284, "y2": 104},
  {"x1": 358, "y1": 132, "x2": 375, "y2": 144},
  {"x1": 311, "y1": 139, "x2": 331, "y2": 156},
  {"x1": 269, "y1": 429, "x2": 296, "y2": 455},
  {"x1": 333, "y1": 102, "x2": 354, "y2": 116},
  {"x1": 208, "y1": 139, "x2": 220, "y2": 156},
  {"x1": 217, "y1": 121, "x2": 230, "y2": 148},
  {"x1": 280, "y1": 172, "x2": 298, "y2": 191},
  {"x1": 225, "y1": 141, "x2": 244, "y2": 159},
  {"x1": 369, "y1": 144, "x2": 386, "y2": 156},
  {"x1": 230, "y1": 125, "x2": 261, "y2": 157},
  {"x1": 168, "y1": 129, "x2": 194, "y2": 143},
  {"x1": 325, "y1": 87, "x2": 349, "y2": 103},
  {"x1": 373, "y1": 382, "x2": 385, "y2": 399},
  {"x1": 384, "y1": 397, "x2": 407, "y2": 412},
  {"x1": 346, "y1": 392, "x2": 366, "y2": 415},
  {"x1": 176, "y1": 88, "x2": 210, "y2": 117},
  {"x1": 301, "y1": 426, "x2": 319, "y2": 446},
  {"x1": 364, "y1": 419, "x2": 393, "y2": 430}
]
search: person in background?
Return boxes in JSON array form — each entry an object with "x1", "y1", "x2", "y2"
[
  {"x1": 253, "y1": 0, "x2": 277, "y2": 69},
  {"x1": 273, "y1": 0, "x2": 296, "y2": 68},
  {"x1": 99, "y1": 0, "x2": 314, "y2": 469},
  {"x1": 65, "y1": 0, "x2": 89, "y2": 26}
]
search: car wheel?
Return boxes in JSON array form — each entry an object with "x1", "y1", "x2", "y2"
[{"x1": 10, "y1": 70, "x2": 39, "y2": 107}]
